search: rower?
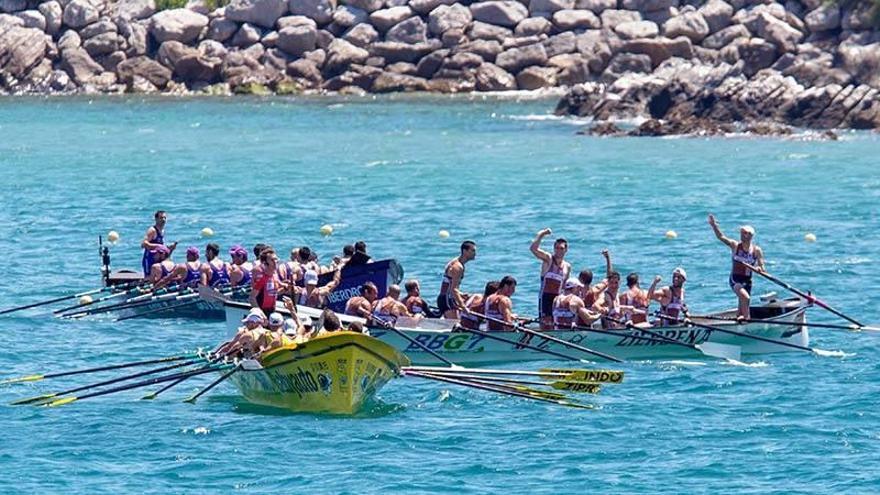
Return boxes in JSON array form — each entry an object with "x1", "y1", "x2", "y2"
[
  {"x1": 250, "y1": 248, "x2": 284, "y2": 316},
  {"x1": 316, "y1": 308, "x2": 343, "y2": 337},
  {"x1": 552, "y1": 279, "x2": 600, "y2": 330},
  {"x1": 371, "y1": 284, "x2": 412, "y2": 325},
  {"x1": 437, "y1": 240, "x2": 477, "y2": 319},
  {"x1": 250, "y1": 243, "x2": 270, "y2": 278},
  {"x1": 141, "y1": 210, "x2": 177, "y2": 276},
  {"x1": 229, "y1": 245, "x2": 253, "y2": 287},
  {"x1": 215, "y1": 308, "x2": 267, "y2": 358},
  {"x1": 147, "y1": 245, "x2": 176, "y2": 286},
  {"x1": 347, "y1": 240, "x2": 372, "y2": 266},
  {"x1": 648, "y1": 268, "x2": 689, "y2": 326},
  {"x1": 485, "y1": 276, "x2": 517, "y2": 331},
  {"x1": 159, "y1": 246, "x2": 202, "y2": 289},
  {"x1": 277, "y1": 248, "x2": 303, "y2": 287},
  {"x1": 290, "y1": 268, "x2": 343, "y2": 309},
  {"x1": 345, "y1": 282, "x2": 379, "y2": 320},
  {"x1": 459, "y1": 281, "x2": 499, "y2": 331},
  {"x1": 592, "y1": 271, "x2": 634, "y2": 329},
  {"x1": 402, "y1": 279, "x2": 431, "y2": 317},
  {"x1": 577, "y1": 249, "x2": 612, "y2": 306},
  {"x1": 619, "y1": 273, "x2": 649, "y2": 325},
  {"x1": 297, "y1": 246, "x2": 321, "y2": 274},
  {"x1": 200, "y1": 243, "x2": 230, "y2": 287},
  {"x1": 267, "y1": 312, "x2": 284, "y2": 332},
  {"x1": 530, "y1": 228, "x2": 571, "y2": 330},
  {"x1": 708, "y1": 214, "x2": 766, "y2": 321}
]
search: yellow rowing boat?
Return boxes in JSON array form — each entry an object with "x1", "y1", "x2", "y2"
[{"x1": 229, "y1": 332, "x2": 410, "y2": 414}]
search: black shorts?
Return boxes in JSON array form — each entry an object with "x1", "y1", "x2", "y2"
[
  {"x1": 729, "y1": 274, "x2": 753, "y2": 294},
  {"x1": 437, "y1": 293, "x2": 454, "y2": 314},
  {"x1": 539, "y1": 292, "x2": 556, "y2": 319}
]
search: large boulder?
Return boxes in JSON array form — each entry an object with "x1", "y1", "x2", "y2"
[
  {"x1": 543, "y1": 31, "x2": 576, "y2": 56},
  {"x1": 697, "y1": 0, "x2": 732, "y2": 34},
  {"x1": 470, "y1": 1, "x2": 528, "y2": 27},
  {"x1": 371, "y1": 71, "x2": 427, "y2": 91},
  {"x1": 467, "y1": 20, "x2": 511, "y2": 41},
  {"x1": 604, "y1": 51, "x2": 651, "y2": 75},
  {"x1": 742, "y1": 11, "x2": 802, "y2": 53},
  {"x1": 408, "y1": 0, "x2": 455, "y2": 15},
  {"x1": 495, "y1": 41, "x2": 547, "y2": 72},
  {"x1": 116, "y1": 55, "x2": 171, "y2": 87},
  {"x1": 551, "y1": 9, "x2": 599, "y2": 30},
  {"x1": 385, "y1": 15, "x2": 427, "y2": 44},
  {"x1": 737, "y1": 37, "x2": 777, "y2": 76},
  {"x1": 344, "y1": 0, "x2": 383, "y2": 13},
  {"x1": 620, "y1": 0, "x2": 674, "y2": 11},
  {"x1": 150, "y1": 9, "x2": 208, "y2": 44},
  {"x1": 324, "y1": 37, "x2": 368, "y2": 72},
  {"x1": 369, "y1": 5, "x2": 412, "y2": 31},
  {"x1": 342, "y1": 22, "x2": 377, "y2": 46},
  {"x1": 474, "y1": 61, "x2": 515, "y2": 90},
  {"x1": 60, "y1": 46, "x2": 103, "y2": 83},
  {"x1": 615, "y1": 20, "x2": 658, "y2": 39},
  {"x1": 428, "y1": 3, "x2": 471, "y2": 34},
  {"x1": 289, "y1": 0, "x2": 335, "y2": 25},
  {"x1": 528, "y1": 0, "x2": 573, "y2": 15},
  {"x1": 515, "y1": 16, "x2": 551, "y2": 36},
  {"x1": 701, "y1": 23, "x2": 748, "y2": 50},
  {"x1": 622, "y1": 35, "x2": 692, "y2": 66},
  {"x1": 226, "y1": 0, "x2": 287, "y2": 28},
  {"x1": 662, "y1": 10, "x2": 709, "y2": 43},
  {"x1": 115, "y1": 0, "x2": 155, "y2": 21},
  {"x1": 276, "y1": 24, "x2": 317, "y2": 55},
  {"x1": 207, "y1": 17, "x2": 238, "y2": 41},
  {"x1": 83, "y1": 31, "x2": 119, "y2": 56},
  {"x1": 276, "y1": 15, "x2": 316, "y2": 29},
  {"x1": 600, "y1": 9, "x2": 640, "y2": 29},
  {"x1": 0, "y1": 0, "x2": 25, "y2": 13},
  {"x1": 838, "y1": 42, "x2": 880, "y2": 87},
  {"x1": 16, "y1": 10, "x2": 46, "y2": 30},
  {"x1": 516, "y1": 65, "x2": 557, "y2": 89},
  {"x1": 370, "y1": 40, "x2": 438, "y2": 62},
  {"x1": 231, "y1": 22, "x2": 262, "y2": 46},
  {"x1": 804, "y1": 4, "x2": 839, "y2": 32},
  {"x1": 62, "y1": 0, "x2": 98, "y2": 28},
  {"x1": 0, "y1": 26, "x2": 46, "y2": 82},
  {"x1": 575, "y1": 0, "x2": 615, "y2": 13},
  {"x1": 331, "y1": 5, "x2": 366, "y2": 27},
  {"x1": 38, "y1": 1, "x2": 62, "y2": 34}
]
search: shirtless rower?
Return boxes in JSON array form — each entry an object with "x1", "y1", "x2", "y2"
[
  {"x1": 155, "y1": 246, "x2": 202, "y2": 289},
  {"x1": 229, "y1": 245, "x2": 253, "y2": 287},
  {"x1": 277, "y1": 248, "x2": 303, "y2": 287},
  {"x1": 345, "y1": 282, "x2": 379, "y2": 321},
  {"x1": 484, "y1": 276, "x2": 517, "y2": 331},
  {"x1": 289, "y1": 268, "x2": 343, "y2": 309},
  {"x1": 250, "y1": 248, "x2": 285, "y2": 316},
  {"x1": 437, "y1": 240, "x2": 477, "y2": 319},
  {"x1": 620, "y1": 273, "x2": 650, "y2": 325},
  {"x1": 576, "y1": 249, "x2": 612, "y2": 307},
  {"x1": 141, "y1": 210, "x2": 177, "y2": 276},
  {"x1": 459, "y1": 281, "x2": 499, "y2": 331},
  {"x1": 402, "y1": 279, "x2": 431, "y2": 317},
  {"x1": 708, "y1": 214, "x2": 766, "y2": 320},
  {"x1": 200, "y1": 243, "x2": 230, "y2": 288},
  {"x1": 592, "y1": 271, "x2": 635, "y2": 329},
  {"x1": 530, "y1": 228, "x2": 572, "y2": 330},
  {"x1": 147, "y1": 245, "x2": 176, "y2": 286},
  {"x1": 647, "y1": 268, "x2": 689, "y2": 326},
  {"x1": 371, "y1": 285, "x2": 413, "y2": 325},
  {"x1": 552, "y1": 279, "x2": 601, "y2": 330}
]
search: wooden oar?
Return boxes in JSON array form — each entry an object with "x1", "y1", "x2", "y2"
[
  {"x1": 0, "y1": 281, "x2": 139, "y2": 316},
  {"x1": 52, "y1": 283, "x2": 152, "y2": 314},
  {"x1": 62, "y1": 285, "x2": 195, "y2": 319},
  {"x1": 452, "y1": 324, "x2": 584, "y2": 361},
  {"x1": 0, "y1": 354, "x2": 195, "y2": 385},
  {"x1": 116, "y1": 286, "x2": 249, "y2": 322},
  {"x1": 183, "y1": 365, "x2": 241, "y2": 403},
  {"x1": 10, "y1": 359, "x2": 203, "y2": 406},
  {"x1": 404, "y1": 370, "x2": 593, "y2": 409},
  {"x1": 656, "y1": 314, "x2": 844, "y2": 357},
  {"x1": 692, "y1": 314, "x2": 880, "y2": 332},
  {"x1": 44, "y1": 365, "x2": 229, "y2": 407},
  {"x1": 603, "y1": 316, "x2": 743, "y2": 363},
  {"x1": 469, "y1": 310, "x2": 623, "y2": 362},
  {"x1": 743, "y1": 262, "x2": 865, "y2": 327},
  {"x1": 57, "y1": 284, "x2": 183, "y2": 319}
]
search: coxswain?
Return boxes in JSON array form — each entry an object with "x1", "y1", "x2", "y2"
[
  {"x1": 371, "y1": 284, "x2": 412, "y2": 325},
  {"x1": 156, "y1": 246, "x2": 202, "y2": 289},
  {"x1": 290, "y1": 268, "x2": 343, "y2": 309},
  {"x1": 141, "y1": 210, "x2": 177, "y2": 276},
  {"x1": 229, "y1": 245, "x2": 253, "y2": 287},
  {"x1": 484, "y1": 276, "x2": 517, "y2": 331},
  {"x1": 592, "y1": 271, "x2": 635, "y2": 329},
  {"x1": 147, "y1": 245, "x2": 176, "y2": 286},
  {"x1": 345, "y1": 282, "x2": 379, "y2": 320},
  {"x1": 200, "y1": 243, "x2": 230, "y2": 287},
  {"x1": 437, "y1": 240, "x2": 477, "y2": 319},
  {"x1": 530, "y1": 228, "x2": 571, "y2": 330},
  {"x1": 250, "y1": 248, "x2": 284, "y2": 316},
  {"x1": 402, "y1": 279, "x2": 431, "y2": 317},
  {"x1": 648, "y1": 268, "x2": 689, "y2": 326},
  {"x1": 552, "y1": 279, "x2": 600, "y2": 330},
  {"x1": 459, "y1": 281, "x2": 499, "y2": 330},
  {"x1": 619, "y1": 273, "x2": 650, "y2": 325},
  {"x1": 708, "y1": 214, "x2": 766, "y2": 321}
]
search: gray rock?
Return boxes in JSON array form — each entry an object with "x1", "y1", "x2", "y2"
[
  {"x1": 475, "y1": 61, "x2": 515, "y2": 90},
  {"x1": 839, "y1": 41, "x2": 880, "y2": 87},
  {"x1": 428, "y1": 3, "x2": 471, "y2": 34},
  {"x1": 543, "y1": 31, "x2": 576, "y2": 56},
  {"x1": 697, "y1": 0, "x2": 731, "y2": 34},
  {"x1": 83, "y1": 31, "x2": 118, "y2": 56},
  {"x1": 287, "y1": 57, "x2": 321, "y2": 79},
  {"x1": 198, "y1": 39, "x2": 227, "y2": 57},
  {"x1": 440, "y1": 27, "x2": 464, "y2": 47},
  {"x1": 804, "y1": 4, "x2": 839, "y2": 32},
  {"x1": 304, "y1": 47, "x2": 326, "y2": 66},
  {"x1": 150, "y1": 9, "x2": 209, "y2": 44},
  {"x1": 737, "y1": 37, "x2": 777, "y2": 76},
  {"x1": 0, "y1": 26, "x2": 46, "y2": 81},
  {"x1": 516, "y1": 65, "x2": 557, "y2": 89},
  {"x1": 289, "y1": 0, "x2": 335, "y2": 25},
  {"x1": 115, "y1": 0, "x2": 155, "y2": 20},
  {"x1": 528, "y1": 0, "x2": 573, "y2": 15},
  {"x1": 414, "y1": 48, "x2": 446, "y2": 76},
  {"x1": 841, "y1": 1, "x2": 873, "y2": 31},
  {"x1": 702, "y1": 23, "x2": 748, "y2": 49},
  {"x1": 575, "y1": 29, "x2": 613, "y2": 72},
  {"x1": 600, "y1": 9, "x2": 640, "y2": 29},
  {"x1": 38, "y1": 1, "x2": 61, "y2": 34},
  {"x1": 369, "y1": 5, "x2": 411, "y2": 31},
  {"x1": 470, "y1": 1, "x2": 529, "y2": 28},
  {"x1": 369, "y1": 39, "x2": 438, "y2": 62},
  {"x1": 324, "y1": 37, "x2": 368, "y2": 72},
  {"x1": 642, "y1": 5, "x2": 675, "y2": 25},
  {"x1": 174, "y1": 50, "x2": 221, "y2": 81},
  {"x1": 61, "y1": 46, "x2": 103, "y2": 83},
  {"x1": 331, "y1": 5, "x2": 366, "y2": 27},
  {"x1": 80, "y1": 18, "x2": 115, "y2": 38},
  {"x1": 316, "y1": 28, "x2": 334, "y2": 48},
  {"x1": 384, "y1": 60, "x2": 415, "y2": 73},
  {"x1": 0, "y1": 0, "x2": 25, "y2": 13},
  {"x1": 495, "y1": 41, "x2": 547, "y2": 72},
  {"x1": 574, "y1": 0, "x2": 615, "y2": 13},
  {"x1": 622, "y1": 35, "x2": 692, "y2": 66},
  {"x1": 156, "y1": 39, "x2": 192, "y2": 67},
  {"x1": 615, "y1": 19, "x2": 657, "y2": 39},
  {"x1": 385, "y1": 15, "x2": 426, "y2": 44},
  {"x1": 551, "y1": 9, "x2": 599, "y2": 30},
  {"x1": 276, "y1": 15, "x2": 317, "y2": 29},
  {"x1": 342, "y1": 22, "x2": 377, "y2": 46},
  {"x1": 62, "y1": 0, "x2": 98, "y2": 28},
  {"x1": 604, "y1": 51, "x2": 651, "y2": 76},
  {"x1": 467, "y1": 20, "x2": 511, "y2": 41},
  {"x1": 344, "y1": 0, "x2": 383, "y2": 13},
  {"x1": 57, "y1": 28, "x2": 80, "y2": 50},
  {"x1": 442, "y1": 50, "x2": 482, "y2": 69},
  {"x1": 116, "y1": 54, "x2": 170, "y2": 87},
  {"x1": 207, "y1": 17, "x2": 237, "y2": 41},
  {"x1": 276, "y1": 24, "x2": 317, "y2": 55},
  {"x1": 371, "y1": 71, "x2": 427, "y2": 91},
  {"x1": 408, "y1": 0, "x2": 455, "y2": 15},
  {"x1": 620, "y1": 0, "x2": 674, "y2": 11},
  {"x1": 225, "y1": 0, "x2": 287, "y2": 28},
  {"x1": 662, "y1": 10, "x2": 708, "y2": 43},
  {"x1": 515, "y1": 16, "x2": 551, "y2": 36},
  {"x1": 125, "y1": 21, "x2": 149, "y2": 55},
  {"x1": 456, "y1": 38, "x2": 500, "y2": 60},
  {"x1": 550, "y1": 53, "x2": 590, "y2": 84},
  {"x1": 16, "y1": 10, "x2": 45, "y2": 30},
  {"x1": 231, "y1": 22, "x2": 262, "y2": 46}
]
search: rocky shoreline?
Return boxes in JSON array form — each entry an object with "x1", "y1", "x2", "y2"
[{"x1": 1, "y1": 0, "x2": 878, "y2": 134}]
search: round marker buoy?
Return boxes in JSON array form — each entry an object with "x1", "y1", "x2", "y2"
[
  {"x1": 665, "y1": 230, "x2": 678, "y2": 240},
  {"x1": 79, "y1": 295, "x2": 93, "y2": 305},
  {"x1": 804, "y1": 233, "x2": 817, "y2": 243},
  {"x1": 320, "y1": 224, "x2": 333, "y2": 237},
  {"x1": 200, "y1": 227, "x2": 214, "y2": 238},
  {"x1": 438, "y1": 230, "x2": 450, "y2": 239},
  {"x1": 107, "y1": 231, "x2": 120, "y2": 243}
]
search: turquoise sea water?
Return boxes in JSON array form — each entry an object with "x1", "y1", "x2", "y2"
[{"x1": 1, "y1": 95, "x2": 879, "y2": 493}]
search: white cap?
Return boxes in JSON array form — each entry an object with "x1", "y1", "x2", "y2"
[
  {"x1": 741, "y1": 225, "x2": 756, "y2": 235},
  {"x1": 242, "y1": 307, "x2": 266, "y2": 323},
  {"x1": 268, "y1": 312, "x2": 284, "y2": 326},
  {"x1": 304, "y1": 270, "x2": 319, "y2": 286},
  {"x1": 282, "y1": 318, "x2": 298, "y2": 334},
  {"x1": 297, "y1": 313, "x2": 313, "y2": 327},
  {"x1": 564, "y1": 278, "x2": 583, "y2": 290},
  {"x1": 673, "y1": 267, "x2": 687, "y2": 280}
]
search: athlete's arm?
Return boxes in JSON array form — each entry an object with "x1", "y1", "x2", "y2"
[
  {"x1": 708, "y1": 214, "x2": 737, "y2": 249},
  {"x1": 602, "y1": 249, "x2": 612, "y2": 277},
  {"x1": 530, "y1": 228, "x2": 552, "y2": 263}
]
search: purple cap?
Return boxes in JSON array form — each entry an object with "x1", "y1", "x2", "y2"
[
  {"x1": 229, "y1": 244, "x2": 248, "y2": 260},
  {"x1": 186, "y1": 246, "x2": 200, "y2": 257}
]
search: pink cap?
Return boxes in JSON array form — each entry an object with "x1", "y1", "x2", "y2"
[{"x1": 186, "y1": 246, "x2": 199, "y2": 257}]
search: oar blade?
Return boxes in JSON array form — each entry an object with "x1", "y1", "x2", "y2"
[
  {"x1": 9, "y1": 393, "x2": 56, "y2": 406},
  {"x1": 539, "y1": 369, "x2": 625, "y2": 384},
  {"x1": 696, "y1": 342, "x2": 742, "y2": 362},
  {"x1": 550, "y1": 381, "x2": 602, "y2": 394},
  {"x1": 46, "y1": 397, "x2": 77, "y2": 407},
  {"x1": 0, "y1": 374, "x2": 44, "y2": 385}
]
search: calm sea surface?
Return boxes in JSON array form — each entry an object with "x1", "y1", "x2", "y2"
[{"x1": 0, "y1": 95, "x2": 879, "y2": 494}]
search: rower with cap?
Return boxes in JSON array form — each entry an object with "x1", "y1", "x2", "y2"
[
  {"x1": 229, "y1": 245, "x2": 253, "y2": 287},
  {"x1": 708, "y1": 214, "x2": 766, "y2": 321},
  {"x1": 141, "y1": 210, "x2": 178, "y2": 276},
  {"x1": 530, "y1": 228, "x2": 572, "y2": 330},
  {"x1": 156, "y1": 246, "x2": 202, "y2": 290},
  {"x1": 289, "y1": 267, "x2": 343, "y2": 309},
  {"x1": 648, "y1": 268, "x2": 689, "y2": 326},
  {"x1": 552, "y1": 278, "x2": 600, "y2": 330},
  {"x1": 147, "y1": 245, "x2": 176, "y2": 286},
  {"x1": 215, "y1": 308, "x2": 267, "y2": 358}
]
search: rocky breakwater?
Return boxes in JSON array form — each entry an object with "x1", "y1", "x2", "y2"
[{"x1": 555, "y1": 0, "x2": 880, "y2": 135}]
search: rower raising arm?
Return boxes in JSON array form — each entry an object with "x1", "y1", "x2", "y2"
[
  {"x1": 708, "y1": 214, "x2": 765, "y2": 320},
  {"x1": 530, "y1": 228, "x2": 571, "y2": 330},
  {"x1": 647, "y1": 268, "x2": 689, "y2": 326}
]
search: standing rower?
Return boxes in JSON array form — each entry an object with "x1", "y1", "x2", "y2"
[
  {"x1": 437, "y1": 240, "x2": 477, "y2": 319},
  {"x1": 250, "y1": 249, "x2": 283, "y2": 315},
  {"x1": 530, "y1": 228, "x2": 571, "y2": 330},
  {"x1": 648, "y1": 268, "x2": 689, "y2": 326},
  {"x1": 708, "y1": 214, "x2": 766, "y2": 320},
  {"x1": 484, "y1": 276, "x2": 517, "y2": 331},
  {"x1": 141, "y1": 210, "x2": 177, "y2": 276},
  {"x1": 200, "y1": 243, "x2": 230, "y2": 287}
]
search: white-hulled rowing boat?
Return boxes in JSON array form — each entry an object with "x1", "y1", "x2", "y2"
[{"x1": 219, "y1": 293, "x2": 810, "y2": 365}]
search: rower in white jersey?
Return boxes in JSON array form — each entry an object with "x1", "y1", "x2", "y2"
[
  {"x1": 288, "y1": 268, "x2": 343, "y2": 309},
  {"x1": 708, "y1": 214, "x2": 766, "y2": 321},
  {"x1": 591, "y1": 271, "x2": 637, "y2": 329},
  {"x1": 530, "y1": 228, "x2": 571, "y2": 330},
  {"x1": 436, "y1": 240, "x2": 477, "y2": 319},
  {"x1": 647, "y1": 268, "x2": 689, "y2": 326},
  {"x1": 552, "y1": 278, "x2": 600, "y2": 330},
  {"x1": 371, "y1": 285, "x2": 413, "y2": 325}
]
